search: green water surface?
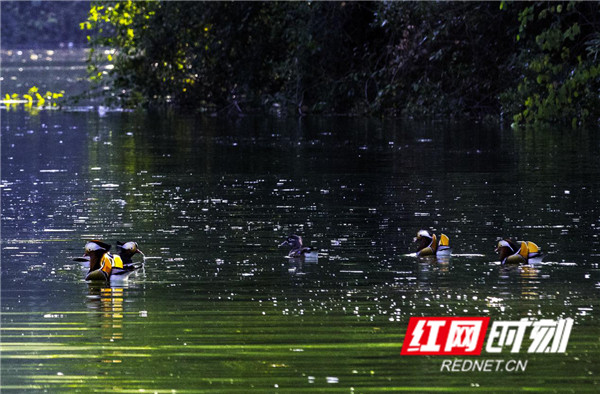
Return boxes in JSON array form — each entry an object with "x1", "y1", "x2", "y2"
[{"x1": 1, "y1": 49, "x2": 600, "y2": 393}]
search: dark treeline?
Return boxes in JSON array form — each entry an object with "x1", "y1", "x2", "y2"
[
  {"x1": 85, "y1": 1, "x2": 523, "y2": 120},
  {"x1": 82, "y1": 1, "x2": 600, "y2": 127},
  {"x1": 1, "y1": 1, "x2": 89, "y2": 48},
  {"x1": 6, "y1": 1, "x2": 600, "y2": 127}
]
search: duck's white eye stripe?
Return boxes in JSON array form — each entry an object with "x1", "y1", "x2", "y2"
[
  {"x1": 85, "y1": 242, "x2": 103, "y2": 252},
  {"x1": 122, "y1": 242, "x2": 137, "y2": 250},
  {"x1": 417, "y1": 230, "x2": 431, "y2": 238},
  {"x1": 498, "y1": 240, "x2": 513, "y2": 250}
]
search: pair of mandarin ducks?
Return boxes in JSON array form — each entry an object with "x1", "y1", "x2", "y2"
[
  {"x1": 414, "y1": 229, "x2": 542, "y2": 264},
  {"x1": 75, "y1": 240, "x2": 145, "y2": 282}
]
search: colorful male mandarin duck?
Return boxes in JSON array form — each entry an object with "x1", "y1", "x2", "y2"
[
  {"x1": 414, "y1": 229, "x2": 451, "y2": 257},
  {"x1": 79, "y1": 240, "x2": 144, "y2": 282},
  {"x1": 495, "y1": 239, "x2": 542, "y2": 264},
  {"x1": 280, "y1": 234, "x2": 318, "y2": 259}
]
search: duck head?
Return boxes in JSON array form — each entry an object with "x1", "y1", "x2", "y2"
[
  {"x1": 280, "y1": 234, "x2": 303, "y2": 249},
  {"x1": 84, "y1": 240, "x2": 111, "y2": 272},
  {"x1": 117, "y1": 241, "x2": 144, "y2": 264},
  {"x1": 279, "y1": 234, "x2": 314, "y2": 258},
  {"x1": 414, "y1": 230, "x2": 434, "y2": 253},
  {"x1": 496, "y1": 239, "x2": 513, "y2": 262},
  {"x1": 495, "y1": 239, "x2": 525, "y2": 264}
]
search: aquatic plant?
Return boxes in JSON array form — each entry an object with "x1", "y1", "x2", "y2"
[{"x1": 2, "y1": 86, "x2": 65, "y2": 113}]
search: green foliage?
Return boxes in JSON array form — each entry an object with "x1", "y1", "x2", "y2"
[
  {"x1": 82, "y1": 1, "x2": 383, "y2": 113},
  {"x1": 507, "y1": 1, "x2": 600, "y2": 128},
  {"x1": 81, "y1": 1, "x2": 600, "y2": 126},
  {"x1": 81, "y1": 1, "x2": 156, "y2": 106}
]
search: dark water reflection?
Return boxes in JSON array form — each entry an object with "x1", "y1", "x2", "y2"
[{"x1": 2, "y1": 108, "x2": 600, "y2": 391}]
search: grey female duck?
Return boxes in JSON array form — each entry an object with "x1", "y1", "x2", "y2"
[{"x1": 280, "y1": 234, "x2": 318, "y2": 259}]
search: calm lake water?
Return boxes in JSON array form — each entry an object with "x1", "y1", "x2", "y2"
[{"x1": 2, "y1": 49, "x2": 600, "y2": 392}]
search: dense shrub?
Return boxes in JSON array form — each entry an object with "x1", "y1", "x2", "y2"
[
  {"x1": 504, "y1": 2, "x2": 600, "y2": 128},
  {"x1": 81, "y1": 1, "x2": 600, "y2": 126}
]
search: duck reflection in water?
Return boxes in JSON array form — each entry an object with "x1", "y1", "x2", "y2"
[
  {"x1": 498, "y1": 264, "x2": 541, "y2": 300},
  {"x1": 519, "y1": 265, "x2": 541, "y2": 299},
  {"x1": 416, "y1": 254, "x2": 452, "y2": 284},
  {"x1": 86, "y1": 283, "x2": 125, "y2": 343}
]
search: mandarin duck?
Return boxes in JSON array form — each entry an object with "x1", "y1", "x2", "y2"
[
  {"x1": 77, "y1": 240, "x2": 144, "y2": 282},
  {"x1": 116, "y1": 241, "x2": 145, "y2": 265},
  {"x1": 280, "y1": 234, "x2": 318, "y2": 260},
  {"x1": 496, "y1": 239, "x2": 542, "y2": 264},
  {"x1": 414, "y1": 229, "x2": 451, "y2": 257}
]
